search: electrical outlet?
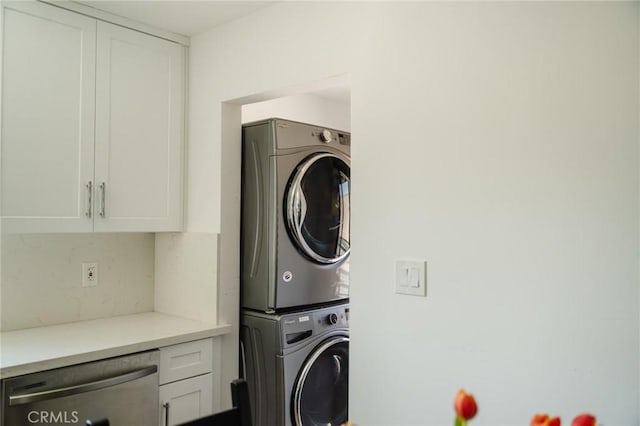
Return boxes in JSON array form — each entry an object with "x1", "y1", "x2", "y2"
[{"x1": 82, "y1": 262, "x2": 98, "y2": 287}]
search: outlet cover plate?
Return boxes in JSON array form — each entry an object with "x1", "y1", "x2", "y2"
[{"x1": 82, "y1": 262, "x2": 98, "y2": 287}]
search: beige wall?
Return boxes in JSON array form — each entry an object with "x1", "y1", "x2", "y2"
[{"x1": 189, "y1": 2, "x2": 639, "y2": 424}]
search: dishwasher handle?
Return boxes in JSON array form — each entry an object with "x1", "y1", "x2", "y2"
[
  {"x1": 9, "y1": 365, "x2": 157, "y2": 406},
  {"x1": 86, "y1": 419, "x2": 110, "y2": 426}
]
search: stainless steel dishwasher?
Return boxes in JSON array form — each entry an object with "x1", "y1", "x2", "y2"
[{"x1": 1, "y1": 350, "x2": 159, "y2": 426}]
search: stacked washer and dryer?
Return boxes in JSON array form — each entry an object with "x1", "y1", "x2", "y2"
[{"x1": 240, "y1": 119, "x2": 351, "y2": 426}]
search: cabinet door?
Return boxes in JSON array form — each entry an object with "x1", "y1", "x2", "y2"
[
  {"x1": 94, "y1": 21, "x2": 184, "y2": 232},
  {"x1": 159, "y1": 373, "x2": 214, "y2": 426},
  {"x1": 1, "y1": 2, "x2": 96, "y2": 233}
]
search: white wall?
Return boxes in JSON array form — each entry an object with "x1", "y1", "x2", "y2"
[
  {"x1": 1, "y1": 234, "x2": 154, "y2": 331},
  {"x1": 242, "y1": 92, "x2": 351, "y2": 131},
  {"x1": 154, "y1": 232, "x2": 218, "y2": 323},
  {"x1": 189, "y1": 2, "x2": 639, "y2": 424}
]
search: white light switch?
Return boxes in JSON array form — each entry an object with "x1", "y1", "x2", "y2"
[
  {"x1": 408, "y1": 267, "x2": 421, "y2": 287},
  {"x1": 395, "y1": 259, "x2": 426, "y2": 297}
]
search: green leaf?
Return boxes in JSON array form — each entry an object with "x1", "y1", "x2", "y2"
[{"x1": 454, "y1": 416, "x2": 467, "y2": 426}]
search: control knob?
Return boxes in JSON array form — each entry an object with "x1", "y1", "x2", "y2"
[
  {"x1": 326, "y1": 313, "x2": 339, "y2": 325},
  {"x1": 319, "y1": 129, "x2": 332, "y2": 143}
]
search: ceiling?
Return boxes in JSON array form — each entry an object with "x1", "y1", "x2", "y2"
[
  {"x1": 74, "y1": 1, "x2": 278, "y2": 37},
  {"x1": 74, "y1": 0, "x2": 351, "y2": 103}
]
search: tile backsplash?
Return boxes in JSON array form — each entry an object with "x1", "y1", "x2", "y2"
[{"x1": 1, "y1": 233, "x2": 154, "y2": 331}]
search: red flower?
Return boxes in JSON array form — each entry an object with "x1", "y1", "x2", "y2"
[
  {"x1": 454, "y1": 389, "x2": 478, "y2": 421},
  {"x1": 572, "y1": 414, "x2": 596, "y2": 426},
  {"x1": 547, "y1": 417, "x2": 561, "y2": 426},
  {"x1": 531, "y1": 414, "x2": 561, "y2": 426}
]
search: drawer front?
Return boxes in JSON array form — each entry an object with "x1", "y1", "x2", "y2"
[
  {"x1": 159, "y1": 373, "x2": 213, "y2": 426},
  {"x1": 160, "y1": 338, "x2": 213, "y2": 384}
]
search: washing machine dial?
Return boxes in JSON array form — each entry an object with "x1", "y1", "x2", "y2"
[
  {"x1": 319, "y1": 129, "x2": 333, "y2": 143},
  {"x1": 326, "y1": 313, "x2": 339, "y2": 325}
]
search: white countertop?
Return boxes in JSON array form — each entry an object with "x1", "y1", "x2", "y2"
[{"x1": 0, "y1": 312, "x2": 233, "y2": 379}]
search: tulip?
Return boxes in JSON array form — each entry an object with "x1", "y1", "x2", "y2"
[
  {"x1": 547, "y1": 417, "x2": 561, "y2": 426},
  {"x1": 572, "y1": 414, "x2": 596, "y2": 426},
  {"x1": 531, "y1": 414, "x2": 550, "y2": 426},
  {"x1": 531, "y1": 414, "x2": 561, "y2": 426},
  {"x1": 454, "y1": 389, "x2": 478, "y2": 421}
]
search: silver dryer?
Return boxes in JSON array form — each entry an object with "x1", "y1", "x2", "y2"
[{"x1": 241, "y1": 119, "x2": 351, "y2": 312}]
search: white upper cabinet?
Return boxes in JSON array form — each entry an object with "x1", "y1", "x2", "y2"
[
  {"x1": 94, "y1": 21, "x2": 184, "y2": 232},
  {"x1": 1, "y1": 2, "x2": 96, "y2": 233},
  {"x1": 1, "y1": 2, "x2": 185, "y2": 233}
]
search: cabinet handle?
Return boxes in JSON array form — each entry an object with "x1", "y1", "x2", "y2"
[
  {"x1": 85, "y1": 181, "x2": 92, "y2": 218},
  {"x1": 99, "y1": 182, "x2": 106, "y2": 218},
  {"x1": 162, "y1": 402, "x2": 170, "y2": 426}
]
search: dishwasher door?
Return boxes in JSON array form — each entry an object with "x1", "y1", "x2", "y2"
[{"x1": 2, "y1": 350, "x2": 159, "y2": 426}]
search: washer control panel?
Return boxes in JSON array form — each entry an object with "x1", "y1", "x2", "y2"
[{"x1": 280, "y1": 304, "x2": 349, "y2": 347}]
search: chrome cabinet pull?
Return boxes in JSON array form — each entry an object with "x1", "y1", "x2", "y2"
[
  {"x1": 99, "y1": 182, "x2": 106, "y2": 218},
  {"x1": 85, "y1": 181, "x2": 92, "y2": 218},
  {"x1": 163, "y1": 402, "x2": 170, "y2": 426}
]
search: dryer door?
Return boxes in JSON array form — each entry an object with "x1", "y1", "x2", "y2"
[
  {"x1": 292, "y1": 336, "x2": 349, "y2": 426},
  {"x1": 286, "y1": 152, "x2": 350, "y2": 264}
]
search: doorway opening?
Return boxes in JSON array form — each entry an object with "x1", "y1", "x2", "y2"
[{"x1": 216, "y1": 75, "x2": 352, "y2": 409}]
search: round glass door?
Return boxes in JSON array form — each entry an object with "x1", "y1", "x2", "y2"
[
  {"x1": 286, "y1": 152, "x2": 350, "y2": 264},
  {"x1": 292, "y1": 336, "x2": 349, "y2": 426}
]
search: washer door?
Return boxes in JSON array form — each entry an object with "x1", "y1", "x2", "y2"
[
  {"x1": 286, "y1": 152, "x2": 350, "y2": 264},
  {"x1": 292, "y1": 336, "x2": 349, "y2": 426}
]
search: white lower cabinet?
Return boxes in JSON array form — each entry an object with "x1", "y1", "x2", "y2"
[
  {"x1": 160, "y1": 373, "x2": 213, "y2": 426},
  {"x1": 159, "y1": 338, "x2": 220, "y2": 426}
]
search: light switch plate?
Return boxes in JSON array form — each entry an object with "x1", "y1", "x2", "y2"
[{"x1": 395, "y1": 259, "x2": 426, "y2": 297}]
